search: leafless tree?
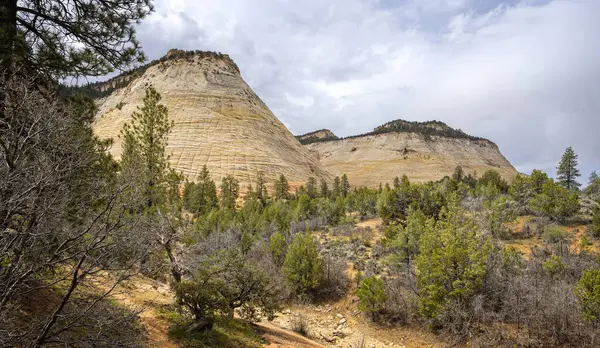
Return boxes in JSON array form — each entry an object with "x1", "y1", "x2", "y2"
[{"x1": 0, "y1": 72, "x2": 148, "y2": 347}]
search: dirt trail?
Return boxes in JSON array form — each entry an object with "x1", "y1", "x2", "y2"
[
  {"x1": 111, "y1": 277, "x2": 179, "y2": 348},
  {"x1": 112, "y1": 276, "x2": 328, "y2": 347}
]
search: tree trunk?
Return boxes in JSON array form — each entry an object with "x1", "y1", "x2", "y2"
[{"x1": 0, "y1": 0, "x2": 18, "y2": 70}]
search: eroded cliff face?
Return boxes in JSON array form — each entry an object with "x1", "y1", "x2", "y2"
[
  {"x1": 304, "y1": 132, "x2": 517, "y2": 187},
  {"x1": 92, "y1": 52, "x2": 332, "y2": 186}
]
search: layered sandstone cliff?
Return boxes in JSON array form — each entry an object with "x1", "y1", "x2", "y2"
[
  {"x1": 303, "y1": 121, "x2": 517, "y2": 187},
  {"x1": 92, "y1": 50, "x2": 332, "y2": 185}
]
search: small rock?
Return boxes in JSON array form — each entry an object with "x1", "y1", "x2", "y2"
[
  {"x1": 336, "y1": 313, "x2": 344, "y2": 319},
  {"x1": 338, "y1": 318, "x2": 346, "y2": 325}
]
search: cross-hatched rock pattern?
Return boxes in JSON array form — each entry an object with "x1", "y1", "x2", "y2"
[
  {"x1": 93, "y1": 54, "x2": 332, "y2": 186},
  {"x1": 304, "y1": 132, "x2": 518, "y2": 188}
]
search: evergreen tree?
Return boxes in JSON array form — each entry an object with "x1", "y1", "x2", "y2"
[
  {"x1": 332, "y1": 176, "x2": 342, "y2": 198},
  {"x1": 357, "y1": 276, "x2": 387, "y2": 322},
  {"x1": 587, "y1": 171, "x2": 600, "y2": 195},
  {"x1": 416, "y1": 196, "x2": 491, "y2": 321},
  {"x1": 557, "y1": 146, "x2": 581, "y2": 191},
  {"x1": 341, "y1": 174, "x2": 350, "y2": 197},
  {"x1": 120, "y1": 87, "x2": 173, "y2": 210},
  {"x1": 282, "y1": 232, "x2": 324, "y2": 294},
  {"x1": 220, "y1": 175, "x2": 239, "y2": 210},
  {"x1": 591, "y1": 204, "x2": 600, "y2": 238},
  {"x1": 320, "y1": 179, "x2": 330, "y2": 198},
  {"x1": 452, "y1": 166, "x2": 464, "y2": 183},
  {"x1": 306, "y1": 176, "x2": 318, "y2": 199},
  {"x1": 530, "y1": 169, "x2": 550, "y2": 194},
  {"x1": 393, "y1": 176, "x2": 401, "y2": 190},
  {"x1": 1, "y1": 0, "x2": 152, "y2": 77},
  {"x1": 529, "y1": 180, "x2": 580, "y2": 222},
  {"x1": 274, "y1": 174, "x2": 290, "y2": 201},
  {"x1": 575, "y1": 268, "x2": 600, "y2": 327},
  {"x1": 270, "y1": 232, "x2": 288, "y2": 267},
  {"x1": 255, "y1": 171, "x2": 267, "y2": 205},
  {"x1": 183, "y1": 165, "x2": 218, "y2": 216}
]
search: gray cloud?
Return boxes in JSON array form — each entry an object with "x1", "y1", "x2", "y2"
[{"x1": 135, "y1": 0, "x2": 600, "y2": 183}]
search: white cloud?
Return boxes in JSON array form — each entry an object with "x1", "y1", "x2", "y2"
[{"x1": 136, "y1": 0, "x2": 600, "y2": 181}]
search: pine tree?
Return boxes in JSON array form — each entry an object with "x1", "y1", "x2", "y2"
[
  {"x1": 255, "y1": 171, "x2": 267, "y2": 206},
  {"x1": 282, "y1": 232, "x2": 324, "y2": 293},
  {"x1": 306, "y1": 176, "x2": 318, "y2": 199},
  {"x1": 341, "y1": 174, "x2": 350, "y2": 197},
  {"x1": 591, "y1": 204, "x2": 600, "y2": 238},
  {"x1": 120, "y1": 87, "x2": 173, "y2": 210},
  {"x1": 220, "y1": 175, "x2": 239, "y2": 210},
  {"x1": 557, "y1": 147, "x2": 581, "y2": 191},
  {"x1": 587, "y1": 171, "x2": 600, "y2": 195},
  {"x1": 332, "y1": 176, "x2": 342, "y2": 198},
  {"x1": 320, "y1": 179, "x2": 330, "y2": 198},
  {"x1": 416, "y1": 195, "x2": 491, "y2": 321},
  {"x1": 274, "y1": 174, "x2": 290, "y2": 201},
  {"x1": 1, "y1": 0, "x2": 152, "y2": 77},
  {"x1": 357, "y1": 276, "x2": 387, "y2": 322}
]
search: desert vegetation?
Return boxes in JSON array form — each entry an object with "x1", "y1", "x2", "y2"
[{"x1": 2, "y1": 0, "x2": 600, "y2": 347}]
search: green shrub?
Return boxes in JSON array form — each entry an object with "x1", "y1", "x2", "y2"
[
  {"x1": 542, "y1": 226, "x2": 570, "y2": 244},
  {"x1": 357, "y1": 276, "x2": 387, "y2": 321},
  {"x1": 282, "y1": 232, "x2": 323, "y2": 294},
  {"x1": 575, "y1": 268, "x2": 600, "y2": 325},
  {"x1": 269, "y1": 232, "x2": 287, "y2": 266}
]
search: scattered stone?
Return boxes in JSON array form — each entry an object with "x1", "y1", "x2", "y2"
[
  {"x1": 336, "y1": 313, "x2": 344, "y2": 319},
  {"x1": 338, "y1": 318, "x2": 346, "y2": 325}
]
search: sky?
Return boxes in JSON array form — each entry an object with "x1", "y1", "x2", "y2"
[{"x1": 133, "y1": 0, "x2": 599, "y2": 182}]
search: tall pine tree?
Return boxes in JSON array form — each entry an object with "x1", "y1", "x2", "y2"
[
  {"x1": 120, "y1": 87, "x2": 173, "y2": 211},
  {"x1": 557, "y1": 146, "x2": 581, "y2": 191}
]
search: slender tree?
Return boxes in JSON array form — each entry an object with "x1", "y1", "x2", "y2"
[
  {"x1": 320, "y1": 179, "x2": 329, "y2": 198},
  {"x1": 274, "y1": 174, "x2": 290, "y2": 201},
  {"x1": 341, "y1": 173, "x2": 350, "y2": 197},
  {"x1": 120, "y1": 86, "x2": 173, "y2": 210},
  {"x1": 332, "y1": 176, "x2": 342, "y2": 198},
  {"x1": 306, "y1": 176, "x2": 318, "y2": 199},
  {"x1": 220, "y1": 175, "x2": 239, "y2": 210},
  {"x1": 557, "y1": 147, "x2": 581, "y2": 191}
]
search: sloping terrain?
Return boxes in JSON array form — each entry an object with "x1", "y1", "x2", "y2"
[
  {"x1": 92, "y1": 50, "x2": 332, "y2": 186},
  {"x1": 303, "y1": 120, "x2": 517, "y2": 187}
]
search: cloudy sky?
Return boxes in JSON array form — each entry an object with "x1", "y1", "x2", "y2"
[{"x1": 134, "y1": 0, "x2": 599, "y2": 182}]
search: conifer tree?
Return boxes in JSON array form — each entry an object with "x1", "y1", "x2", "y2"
[
  {"x1": 274, "y1": 174, "x2": 290, "y2": 201},
  {"x1": 120, "y1": 87, "x2": 173, "y2": 210},
  {"x1": 587, "y1": 171, "x2": 600, "y2": 195},
  {"x1": 416, "y1": 195, "x2": 491, "y2": 321},
  {"x1": 320, "y1": 179, "x2": 330, "y2": 198},
  {"x1": 1, "y1": 0, "x2": 152, "y2": 78},
  {"x1": 393, "y1": 176, "x2": 401, "y2": 190},
  {"x1": 220, "y1": 175, "x2": 239, "y2": 210},
  {"x1": 357, "y1": 276, "x2": 387, "y2": 322},
  {"x1": 332, "y1": 176, "x2": 342, "y2": 198},
  {"x1": 183, "y1": 165, "x2": 218, "y2": 216},
  {"x1": 591, "y1": 204, "x2": 600, "y2": 238},
  {"x1": 255, "y1": 171, "x2": 267, "y2": 205},
  {"x1": 557, "y1": 147, "x2": 581, "y2": 191},
  {"x1": 341, "y1": 174, "x2": 350, "y2": 197},
  {"x1": 306, "y1": 176, "x2": 318, "y2": 199}
]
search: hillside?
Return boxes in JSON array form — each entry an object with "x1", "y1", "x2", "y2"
[
  {"x1": 92, "y1": 50, "x2": 332, "y2": 185},
  {"x1": 296, "y1": 129, "x2": 339, "y2": 145},
  {"x1": 302, "y1": 120, "x2": 517, "y2": 187}
]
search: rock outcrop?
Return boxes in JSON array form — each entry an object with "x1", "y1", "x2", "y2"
[
  {"x1": 92, "y1": 50, "x2": 332, "y2": 186},
  {"x1": 303, "y1": 120, "x2": 517, "y2": 187},
  {"x1": 296, "y1": 129, "x2": 339, "y2": 144}
]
